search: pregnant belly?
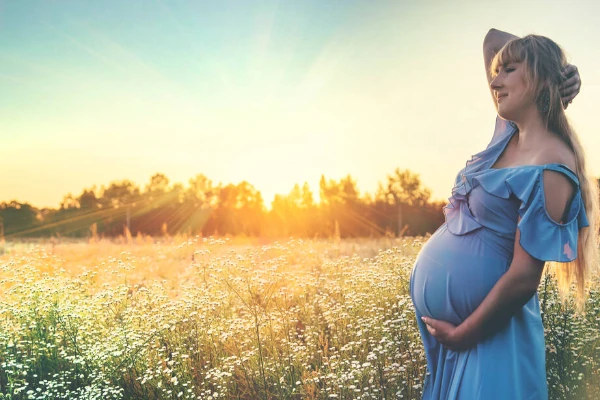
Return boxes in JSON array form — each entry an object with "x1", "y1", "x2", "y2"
[{"x1": 410, "y1": 224, "x2": 511, "y2": 325}]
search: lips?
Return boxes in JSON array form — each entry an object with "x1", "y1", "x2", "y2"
[{"x1": 497, "y1": 94, "x2": 507, "y2": 101}]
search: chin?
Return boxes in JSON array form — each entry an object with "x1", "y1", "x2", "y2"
[{"x1": 497, "y1": 106, "x2": 516, "y2": 122}]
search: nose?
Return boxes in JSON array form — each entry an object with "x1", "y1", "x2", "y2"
[{"x1": 490, "y1": 75, "x2": 502, "y2": 91}]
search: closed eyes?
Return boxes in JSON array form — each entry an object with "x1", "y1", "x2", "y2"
[{"x1": 495, "y1": 66, "x2": 515, "y2": 74}]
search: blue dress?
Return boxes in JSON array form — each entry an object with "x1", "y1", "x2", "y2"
[{"x1": 409, "y1": 116, "x2": 590, "y2": 399}]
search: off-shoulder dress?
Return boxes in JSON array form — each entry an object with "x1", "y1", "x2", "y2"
[{"x1": 409, "y1": 116, "x2": 589, "y2": 399}]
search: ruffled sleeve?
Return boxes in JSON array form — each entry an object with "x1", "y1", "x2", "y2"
[
  {"x1": 512, "y1": 165, "x2": 590, "y2": 262},
  {"x1": 488, "y1": 115, "x2": 517, "y2": 148}
]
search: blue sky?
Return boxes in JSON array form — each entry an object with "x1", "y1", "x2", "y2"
[{"x1": 1, "y1": 0, "x2": 599, "y2": 208}]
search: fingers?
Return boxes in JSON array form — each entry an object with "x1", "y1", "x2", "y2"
[
  {"x1": 561, "y1": 64, "x2": 577, "y2": 80},
  {"x1": 560, "y1": 78, "x2": 580, "y2": 98},
  {"x1": 422, "y1": 316, "x2": 437, "y2": 335},
  {"x1": 560, "y1": 86, "x2": 579, "y2": 110},
  {"x1": 560, "y1": 75, "x2": 580, "y2": 92},
  {"x1": 426, "y1": 324, "x2": 437, "y2": 336},
  {"x1": 561, "y1": 90, "x2": 577, "y2": 105},
  {"x1": 561, "y1": 90, "x2": 578, "y2": 103},
  {"x1": 562, "y1": 96, "x2": 575, "y2": 108},
  {"x1": 559, "y1": 64, "x2": 581, "y2": 109},
  {"x1": 424, "y1": 321, "x2": 454, "y2": 350}
]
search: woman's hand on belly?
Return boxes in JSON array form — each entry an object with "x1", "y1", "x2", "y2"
[
  {"x1": 421, "y1": 316, "x2": 477, "y2": 351},
  {"x1": 421, "y1": 229, "x2": 545, "y2": 351}
]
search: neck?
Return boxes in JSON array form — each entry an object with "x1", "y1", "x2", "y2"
[{"x1": 512, "y1": 107, "x2": 550, "y2": 149}]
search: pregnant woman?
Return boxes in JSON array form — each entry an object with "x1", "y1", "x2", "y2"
[{"x1": 409, "y1": 29, "x2": 599, "y2": 399}]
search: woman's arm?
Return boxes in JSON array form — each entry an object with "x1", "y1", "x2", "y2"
[
  {"x1": 450, "y1": 226, "x2": 546, "y2": 346},
  {"x1": 422, "y1": 231, "x2": 544, "y2": 350},
  {"x1": 483, "y1": 28, "x2": 518, "y2": 111},
  {"x1": 423, "y1": 171, "x2": 575, "y2": 350}
]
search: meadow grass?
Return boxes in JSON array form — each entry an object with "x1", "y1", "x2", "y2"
[{"x1": 0, "y1": 236, "x2": 598, "y2": 399}]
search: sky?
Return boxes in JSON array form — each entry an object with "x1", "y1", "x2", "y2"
[{"x1": 1, "y1": 0, "x2": 599, "y2": 209}]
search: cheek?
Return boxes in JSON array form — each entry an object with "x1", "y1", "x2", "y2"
[
  {"x1": 519, "y1": 89, "x2": 535, "y2": 106},
  {"x1": 517, "y1": 77, "x2": 534, "y2": 102},
  {"x1": 507, "y1": 83, "x2": 530, "y2": 106}
]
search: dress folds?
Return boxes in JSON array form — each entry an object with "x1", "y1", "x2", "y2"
[{"x1": 409, "y1": 116, "x2": 589, "y2": 399}]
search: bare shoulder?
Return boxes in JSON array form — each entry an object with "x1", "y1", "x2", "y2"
[
  {"x1": 538, "y1": 134, "x2": 578, "y2": 223},
  {"x1": 536, "y1": 133, "x2": 577, "y2": 172}
]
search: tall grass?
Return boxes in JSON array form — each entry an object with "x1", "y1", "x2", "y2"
[{"x1": 0, "y1": 237, "x2": 597, "y2": 399}]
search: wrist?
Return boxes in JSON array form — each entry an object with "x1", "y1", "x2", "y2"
[{"x1": 455, "y1": 319, "x2": 483, "y2": 346}]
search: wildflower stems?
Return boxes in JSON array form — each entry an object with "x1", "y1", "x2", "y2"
[{"x1": 0, "y1": 237, "x2": 597, "y2": 398}]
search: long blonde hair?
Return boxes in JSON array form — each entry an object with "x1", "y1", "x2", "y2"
[{"x1": 491, "y1": 34, "x2": 599, "y2": 310}]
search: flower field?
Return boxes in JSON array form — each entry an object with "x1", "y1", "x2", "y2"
[{"x1": 0, "y1": 236, "x2": 598, "y2": 399}]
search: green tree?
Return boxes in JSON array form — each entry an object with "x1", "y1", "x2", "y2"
[
  {"x1": 380, "y1": 168, "x2": 431, "y2": 207},
  {"x1": 0, "y1": 201, "x2": 40, "y2": 237},
  {"x1": 77, "y1": 187, "x2": 100, "y2": 210},
  {"x1": 100, "y1": 180, "x2": 141, "y2": 209}
]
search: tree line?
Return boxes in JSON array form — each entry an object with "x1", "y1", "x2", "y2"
[{"x1": 0, "y1": 168, "x2": 451, "y2": 239}]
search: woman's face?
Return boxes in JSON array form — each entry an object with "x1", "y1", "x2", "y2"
[{"x1": 490, "y1": 62, "x2": 535, "y2": 121}]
